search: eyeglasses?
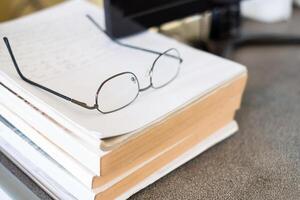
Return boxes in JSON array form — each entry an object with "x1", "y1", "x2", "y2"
[{"x1": 3, "y1": 15, "x2": 183, "y2": 114}]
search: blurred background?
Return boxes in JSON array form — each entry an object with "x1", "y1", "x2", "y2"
[
  {"x1": 1, "y1": 0, "x2": 300, "y2": 57},
  {"x1": 0, "y1": 0, "x2": 101, "y2": 22}
]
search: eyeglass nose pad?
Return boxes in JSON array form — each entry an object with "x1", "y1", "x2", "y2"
[{"x1": 131, "y1": 76, "x2": 137, "y2": 83}]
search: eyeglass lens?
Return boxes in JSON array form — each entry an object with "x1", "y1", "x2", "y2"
[
  {"x1": 151, "y1": 49, "x2": 181, "y2": 88},
  {"x1": 96, "y1": 72, "x2": 139, "y2": 113}
]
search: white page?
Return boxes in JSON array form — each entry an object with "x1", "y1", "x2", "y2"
[
  {"x1": 0, "y1": 116, "x2": 95, "y2": 200},
  {"x1": 0, "y1": 0, "x2": 246, "y2": 138},
  {"x1": 0, "y1": 85, "x2": 102, "y2": 175},
  {"x1": 0, "y1": 103, "x2": 96, "y2": 187}
]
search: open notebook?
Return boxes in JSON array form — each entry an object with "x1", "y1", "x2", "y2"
[{"x1": 0, "y1": 0, "x2": 246, "y2": 140}]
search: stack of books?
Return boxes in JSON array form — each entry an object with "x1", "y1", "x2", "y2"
[{"x1": 0, "y1": 1, "x2": 247, "y2": 199}]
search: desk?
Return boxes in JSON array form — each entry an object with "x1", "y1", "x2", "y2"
[
  {"x1": 1, "y1": 9, "x2": 300, "y2": 200},
  {"x1": 0, "y1": 159, "x2": 43, "y2": 200}
]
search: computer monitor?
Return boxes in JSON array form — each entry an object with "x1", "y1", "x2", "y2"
[{"x1": 104, "y1": 0, "x2": 239, "y2": 38}]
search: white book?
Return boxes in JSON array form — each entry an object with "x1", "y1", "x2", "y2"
[
  {"x1": 2, "y1": 101, "x2": 220, "y2": 192},
  {"x1": 0, "y1": 115, "x2": 238, "y2": 200},
  {"x1": 0, "y1": 115, "x2": 92, "y2": 200},
  {"x1": 0, "y1": 0, "x2": 246, "y2": 175},
  {"x1": 0, "y1": 81, "x2": 102, "y2": 176},
  {"x1": 0, "y1": 103, "x2": 95, "y2": 188}
]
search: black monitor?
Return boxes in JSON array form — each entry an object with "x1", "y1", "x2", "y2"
[{"x1": 104, "y1": 0, "x2": 239, "y2": 38}]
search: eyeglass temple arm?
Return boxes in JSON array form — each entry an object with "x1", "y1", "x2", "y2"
[
  {"x1": 3, "y1": 37, "x2": 97, "y2": 110},
  {"x1": 86, "y1": 15, "x2": 183, "y2": 63}
]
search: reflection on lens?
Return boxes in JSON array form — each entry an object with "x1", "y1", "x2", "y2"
[
  {"x1": 151, "y1": 48, "x2": 181, "y2": 88},
  {"x1": 96, "y1": 72, "x2": 139, "y2": 113}
]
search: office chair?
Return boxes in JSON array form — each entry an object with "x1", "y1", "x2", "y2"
[{"x1": 221, "y1": 29, "x2": 300, "y2": 58}]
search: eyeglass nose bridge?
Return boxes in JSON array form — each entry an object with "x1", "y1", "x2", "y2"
[
  {"x1": 139, "y1": 84, "x2": 152, "y2": 92},
  {"x1": 138, "y1": 66, "x2": 152, "y2": 92}
]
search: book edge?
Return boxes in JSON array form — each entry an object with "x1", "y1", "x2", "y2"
[
  {"x1": 0, "y1": 119, "x2": 237, "y2": 200},
  {"x1": 116, "y1": 121, "x2": 238, "y2": 200}
]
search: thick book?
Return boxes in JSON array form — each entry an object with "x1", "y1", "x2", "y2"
[{"x1": 0, "y1": 115, "x2": 238, "y2": 200}]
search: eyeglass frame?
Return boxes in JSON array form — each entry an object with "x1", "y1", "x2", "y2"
[{"x1": 3, "y1": 14, "x2": 183, "y2": 114}]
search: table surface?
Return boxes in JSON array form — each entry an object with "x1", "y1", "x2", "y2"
[{"x1": 1, "y1": 10, "x2": 300, "y2": 200}]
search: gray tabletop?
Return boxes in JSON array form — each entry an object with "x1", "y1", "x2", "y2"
[
  {"x1": 0, "y1": 162, "x2": 40, "y2": 200},
  {"x1": 1, "y1": 10, "x2": 300, "y2": 200}
]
